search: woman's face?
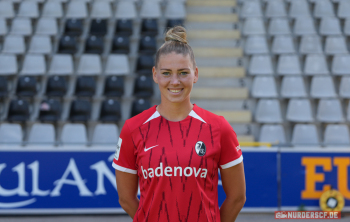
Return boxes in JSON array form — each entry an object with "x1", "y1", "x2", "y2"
[{"x1": 153, "y1": 52, "x2": 198, "y2": 104}]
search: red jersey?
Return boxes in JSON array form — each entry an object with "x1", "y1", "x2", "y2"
[{"x1": 112, "y1": 104, "x2": 243, "y2": 222}]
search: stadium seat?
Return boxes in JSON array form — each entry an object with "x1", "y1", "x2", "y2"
[
  {"x1": 28, "y1": 123, "x2": 55, "y2": 145},
  {"x1": 240, "y1": 0, "x2": 263, "y2": 18},
  {"x1": 92, "y1": 124, "x2": 119, "y2": 145},
  {"x1": 134, "y1": 75, "x2": 154, "y2": 98},
  {"x1": 165, "y1": 1, "x2": 186, "y2": 19},
  {"x1": 140, "y1": 0, "x2": 161, "y2": 19},
  {"x1": 304, "y1": 54, "x2": 329, "y2": 75},
  {"x1": 137, "y1": 55, "x2": 154, "y2": 75},
  {"x1": 265, "y1": 0, "x2": 287, "y2": 17},
  {"x1": 20, "y1": 54, "x2": 46, "y2": 76},
  {"x1": 115, "y1": 1, "x2": 137, "y2": 19},
  {"x1": 111, "y1": 35, "x2": 130, "y2": 54},
  {"x1": 58, "y1": 35, "x2": 78, "y2": 54},
  {"x1": 7, "y1": 99, "x2": 30, "y2": 122},
  {"x1": 115, "y1": 19, "x2": 133, "y2": 36},
  {"x1": 131, "y1": 98, "x2": 151, "y2": 117},
  {"x1": 293, "y1": 17, "x2": 317, "y2": 36},
  {"x1": 251, "y1": 77, "x2": 278, "y2": 98},
  {"x1": 0, "y1": 77, "x2": 8, "y2": 97},
  {"x1": 42, "y1": 1, "x2": 63, "y2": 18},
  {"x1": 272, "y1": 35, "x2": 295, "y2": 54},
  {"x1": 0, "y1": 123, "x2": 22, "y2": 144},
  {"x1": 139, "y1": 35, "x2": 157, "y2": 54},
  {"x1": 141, "y1": 19, "x2": 158, "y2": 36},
  {"x1": 289, "y1": 0, "x2": 310, "y2": 18},
  {"x1": 64, "y1": 19, "x2": 84, "y2": 36},
  {"x1": 245, "y1": 36, "x2": 269, "y2": 55},
  {"x1": 166, "y1": 19, "x2": 184, "y2": 29},
  {"x1": 277, "y1": 54, "x2": 302, "y2": 75},
  {"x1": 100, "y1": 99, "x2": 121, "y2": 122},
  {"x1": 340, "y1": 77, "x2": 350, "y2": 98},
  {"x1": 75, "y1": 76, "x2": 96, "y2": 97},
  {"x1": 0, "y1": 18, "x2": 7, "y2": 36},
  {"x1": 292, "y1": 124, "x2": 319, "y2": 146},
  {"x1": 243, "y1": 18, "x2": 266, "y2": 35},
  {"x1": 49, "y1": 54, "x2": 74, "y2": 76},
  {"x1": 2, "y1": 35, "x2": 25, "y2": 54},
  {"x1": 319, "y1": 17, "x2": 342, "y2": 36},
  {"x1": 314, "y1": 0, "x2": 335, "y2": 18},
  {"x1": 104, "y1": 76, "x2": 124, "y2": 97},
  {"x1": 66, "y1": 1, "x2": 88, "y2": 18},
  {"x1": 286, "y1": 99, "x2": 314, "y2": 122},
  {"x1": 0, "y1": 54, "x2": 17, "y2": 75},
  {"x1": 299, "y1": 36, "x2": 322, "y2": 54},
  {"x1": 344, "y1": 19, "x2": 350, "y2": 36},
  {"x1": 77, "y1": 54, "x2": 102, "y2": 75},
  {"x1": 105, "y1": 54, "x2": 130, "y2": 76},
  {"x1": 332, "y1": 54, "x2": 350, "y2": 75},
  {"x1": 310, "y1": 76, "x2": 337, "y2": 98},
  {"x1": 39, "y1": 99, "x2": 62, "y2": 122},
  {"x1": 281, "y1": 76, "x2": 307, "y2": 98},
  {"x1": 337, "y1": 0, "x2": 350, "y2": 18},
  {"x1": 85, "y1": 35, "x2": 104, "y2": 54},
  {"x1": 317, "y1": 99, "x2": 344, "y2": 122},
  {"x1": 35, "y1": 18, "x2": 58, "y2": 36},
  {"x1": 249, "y1": 55, "x2": 274, "y2": 75},
  {"x1": 10, "y1": 17, "x2": 32, "y2": 36},
  {"x1": 18, "y1": 1, "x2": 39, "y2": 18},
  {"x1": 268, "y1": 18, "x2": 291, "y2": 35},
  {"x1": 259, "y1": 124, "x2": 286, "y2": 144},
  {"x1": 46, "y1": 76, "x2": 68, "y2": 97},
  {"x1": 0, "y1": 1, "x2": 15, "y2": 19},
  {"x1": 61, "y1": 123, "x2": 87, "y2": 145},
  {"x1": 28, "y1": 35, "x2": 52, "y2": 54},
  {"x1": 91, "y1": 1, "x2": 112, "y2": 18},
  {"x1": 324, "y1": 124, "x2": 350, "y2": 146},
  {"x1": 90, "y1": 19, "x2": 108, "y2": 36},
  {"x1": 324, "y1": 36, "x2": 348, "y2": 54},
  {"x1": 255, "y1": 99, "x2": 283, "y2": 123},
  {"x1": 17, "y1": 76, "x2": 37, "y2": 97},
  {"x1": 69, "y1": 100, "x2": 91, "y2": 122}
]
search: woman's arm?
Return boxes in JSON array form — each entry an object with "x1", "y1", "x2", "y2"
[
  {"x1": 115, "y1": 170, "x2": 139, "y2": 219},
  {"x1": 220, "y1": 162, "x2": 246, "y2": 222}
]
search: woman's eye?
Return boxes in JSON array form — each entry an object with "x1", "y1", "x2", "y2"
[
  {"x1": 180, "y1": 72, "x2": 188, "y2": 75},
  {"x1": 162, "y1": 72, "x2": 170, "y2": 76}
]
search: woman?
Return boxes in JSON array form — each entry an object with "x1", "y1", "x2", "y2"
[{"x1": 113, "y1": 26, "x2": 246, "y2": 222}]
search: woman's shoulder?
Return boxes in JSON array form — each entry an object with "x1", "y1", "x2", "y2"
[
  {"x1": 193, "y1": 104, "x2": 228, "y2": 126},
  {"x1": 125, "y1": 105, "x2": 158, "y2": 131}
]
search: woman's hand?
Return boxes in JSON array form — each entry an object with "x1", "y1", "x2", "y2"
[
  {"x1": 115, "y1": 170, "x2": 139, "y2": 219},
  {"x1": 219, "y1": 162, "x2": 246, "y2": 222}
]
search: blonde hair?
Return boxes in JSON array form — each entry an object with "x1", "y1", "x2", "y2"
[{"x1": 155, "y1": 26, "x2": 196, "y2": 68}]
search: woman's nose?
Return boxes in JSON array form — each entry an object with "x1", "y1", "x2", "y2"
[{"x1": 170, "y1": 74, "x2": 180, "y2": 85}]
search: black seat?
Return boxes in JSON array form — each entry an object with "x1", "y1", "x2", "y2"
[
  {"x1": 100, "y1": 99, "x2": 121, "y2": 122},
  {"x1": 64, "y1": 19, "x2": 84, "y2": 36},
  {"x1": 111, "y1": 35, "x2": 130, "y2": 54},
  {"x1": 139, "y1": 35, "x2": 157, "y2": 55},
  {"x1": 69, "y1": 100, "x2": 91, "y2": 122},
  {"x1": 134, "y1": 75, "x2": 153, "y2": 98},
  {"x1": 136, "y1": 55, "x2": 154, "y2": 75},
  {"x1": 0, "y1": 76, "x2": 8, "y2": 97},
  {"x1": 141, "y1": 19, "x2": 158, "y2": 36},
  {"x1": 58, "y1": 35, "x2": 78, "y2": 54},
  {"x1": 104, "y1": 76, "x2": 124, "y2": 97},
  {"x1": 17, "y1": 76, "x2": 37, "y2": 97},
  {"x1": 46, "y1": 76, "x2": 68, "y2": 97},
  {"x1": 131, "y1": 98, "x2": 151, "y2": 117},
  {"x1": 166, "y1": 19, "x2": 184, "y2": 29},
  {"x1": 90, "y1": 19, "x2": 108, "y2": 36},
  {"x1": 39, "y1": 99, "x2": 62, "y2": 122},
  {"x1": 116, "y1": 19, "x2": 133, "y2": 36},
  {"x1": 85, "y1": 35, "x2": 104, "y2": 54},
  {"x1": 7, "y1": 99, "x2": 30, "y2": 122},
  {"x1": 75, "y1": 76, "x2": 96, "y2": 97}
]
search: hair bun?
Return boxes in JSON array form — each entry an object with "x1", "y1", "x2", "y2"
[{"x1": 165, "y1": 26, "x2": 188, "y2": 44}]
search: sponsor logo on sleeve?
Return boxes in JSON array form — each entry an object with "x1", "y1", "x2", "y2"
[{"x1": 114, "y1": 138, "x2": 122, "y2": 160}]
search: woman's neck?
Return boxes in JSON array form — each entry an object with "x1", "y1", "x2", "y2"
[{"x1": 157, "y1": 100, "x2": 193, "y2": 122}]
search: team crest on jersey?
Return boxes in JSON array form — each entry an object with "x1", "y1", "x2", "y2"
[{"x1": 195, "y1": 141, "x2": 206, "y2": 156}]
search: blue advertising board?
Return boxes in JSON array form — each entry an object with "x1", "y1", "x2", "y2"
[{"x1": 0, "y1": 147, "x2": 278, "y2": 214}]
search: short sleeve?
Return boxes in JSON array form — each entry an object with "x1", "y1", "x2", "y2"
[
  {"x1": 112, "y1": 122, "x2": 137, "y2": 174},
  {"x1": 218, "y1": 116, "x2": 243, "y2": 169}
]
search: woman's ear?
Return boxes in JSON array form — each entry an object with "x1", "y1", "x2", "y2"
[
  {"x1": 152, "y1": 66, "x2": 158, "y2": 84},
  {"x1": 193, "y1": 66, "x2": 199, "y2": 83}
]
